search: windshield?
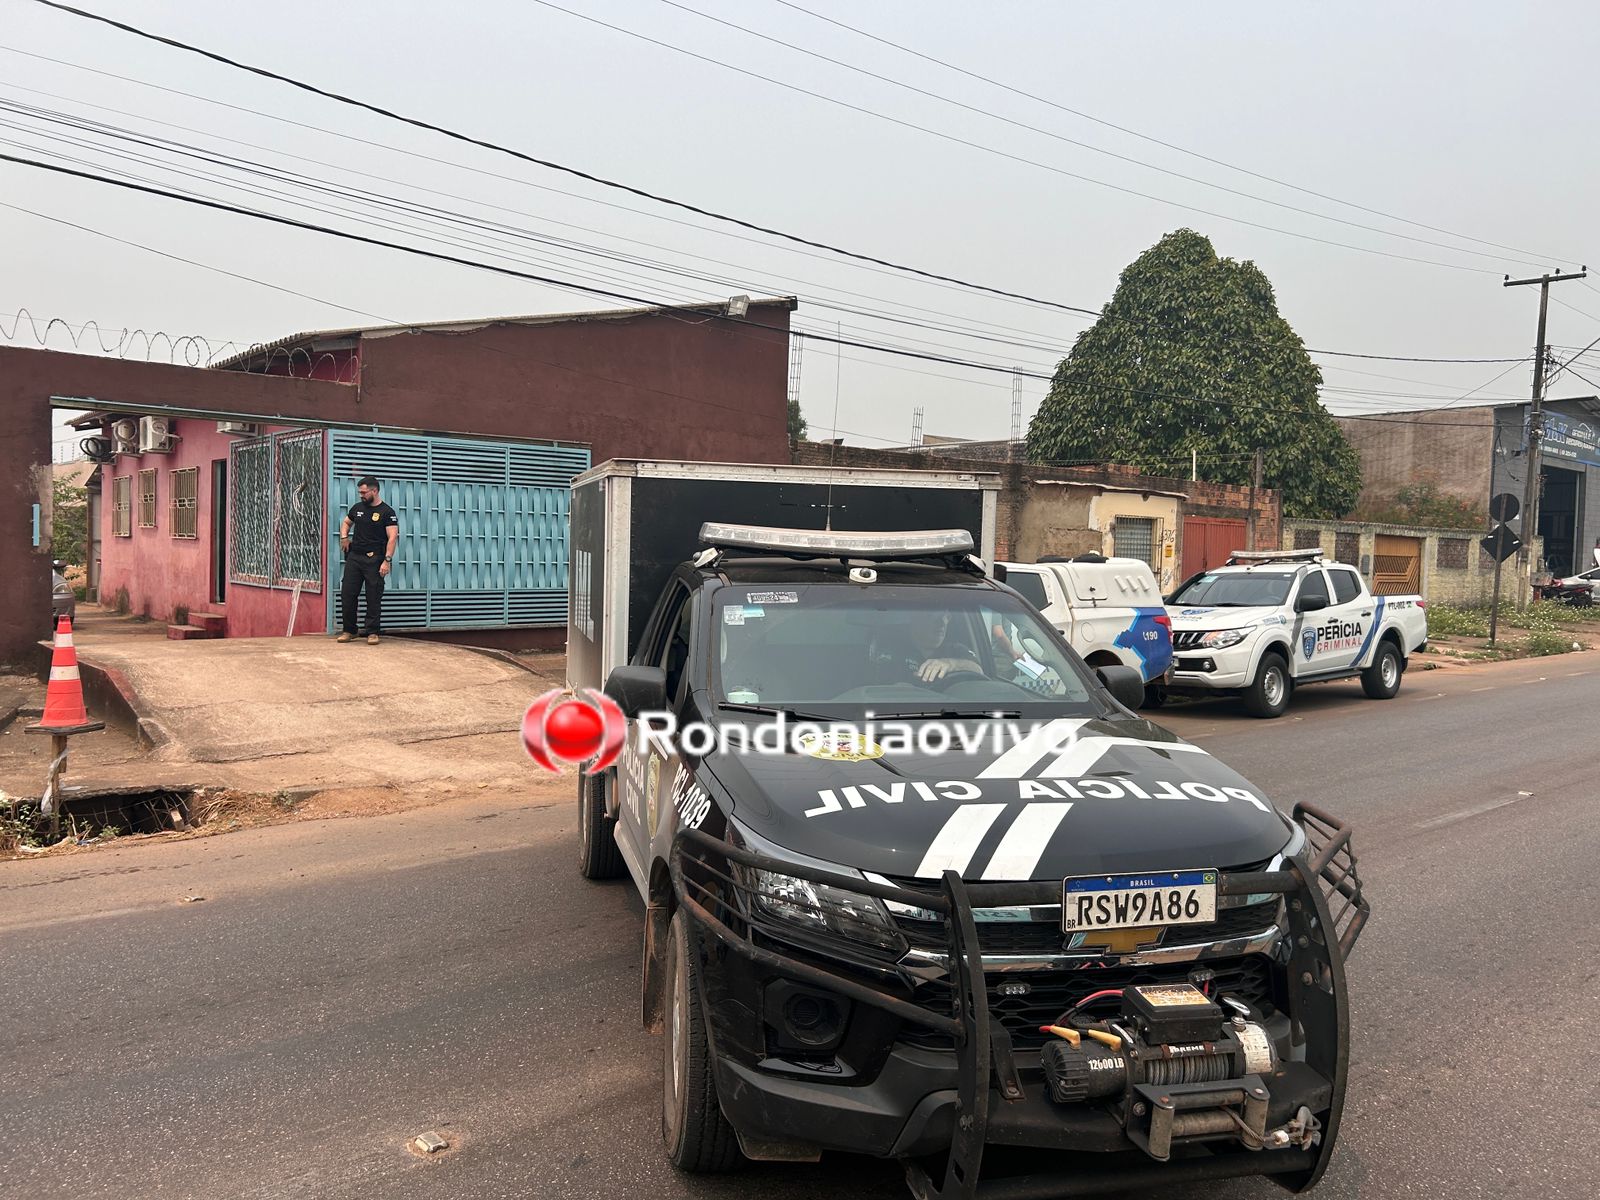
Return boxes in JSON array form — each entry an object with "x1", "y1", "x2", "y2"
[
  {"x1": 713, "y1": 584, "x2": 1099, "y2": 713},
  {"x1": 1173, "y1": 570, "x2": 1296, "y2": 608}
]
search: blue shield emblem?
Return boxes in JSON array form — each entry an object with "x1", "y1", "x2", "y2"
[{"x1": 1301, "y1": 627, "x2": 1318, "y2": 660}]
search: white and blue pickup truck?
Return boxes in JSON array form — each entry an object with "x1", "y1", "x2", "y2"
[{"x1": 1165, "y1": 549, "x2": 1429, "y2": 717}]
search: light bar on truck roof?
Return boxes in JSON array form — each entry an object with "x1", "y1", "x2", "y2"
[
  {"x1": 1225, "y1": 548, "x2": 1324, "y2": 566},
  {"x1": 698, "y1": 523, "x2": 974, "y2": 559}
]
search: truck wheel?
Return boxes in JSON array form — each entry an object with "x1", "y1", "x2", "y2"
[
  {"x1": 1361, "y1": 641, "x2": 1403, "y2": 700},
  {"x1": 578, "y1": 771, "x2": 626, "y2": 880},
  {"x1": 662, "y1": 909, "x2": 743, "y2": 1172},
  {"x1": 1243, "y1": 653, "x2": 1291, "y2": 719}
]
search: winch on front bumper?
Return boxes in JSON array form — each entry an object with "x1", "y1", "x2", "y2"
[{"x1": 671, "y1": 803, "x2": 1370, "y2": 1199}]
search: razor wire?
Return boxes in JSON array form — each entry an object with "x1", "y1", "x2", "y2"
[{"x1": 1, "y1": 308, "x2": 360, "y2": 380}]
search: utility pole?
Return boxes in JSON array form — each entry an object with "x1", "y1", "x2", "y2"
[
  {"x1": 1246, "y1": 447, "x2": 1264, "y2": 550},
  {"x1": 1503, "y1": 268, "x2": 1586, "y2": 603},
  {"x1": 1011, "y1": 368, "x2": 1024, "y2": 442}
]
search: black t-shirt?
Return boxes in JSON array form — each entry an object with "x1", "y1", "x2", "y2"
[
  {"x1": 347, "y1": 500, "x2": 398, "y2": 557},
  {"x1": 869, "y1": 631, "x2": 978, "y2": 680}
]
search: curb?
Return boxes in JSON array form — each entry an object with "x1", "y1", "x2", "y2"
[{"x1": 74, "y1": 655, "x2": 170, "y2": 751}]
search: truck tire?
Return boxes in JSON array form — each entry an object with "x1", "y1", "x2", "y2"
[
  {"x1": 578, "y1": 771, "x2": 626, "y2": 880},
  {"x1": 662, "y1": 909, "x2": 743, "y2": 1173},
  {"x1": 1243, "y1": 652, "x2": 1291, "y2": 719},
  {"x1": 1361, "y1": 641, "x2": 1403, "y2": 700}
]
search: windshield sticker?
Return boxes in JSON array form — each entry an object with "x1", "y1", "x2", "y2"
[
  {"x1": 746, "y1": 590, "x2": 798, "y2": 604},
  {"x1": 723, "y1": 607, "x2": 745, "y2": 626},
  {"x1": 797, "y1": 729, "x2": 885, "y2": 762}
]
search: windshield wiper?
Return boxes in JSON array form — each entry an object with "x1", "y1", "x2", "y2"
[
  {"x1": 716, "y1": 701, "x2": 835, "y2": 720},
  {"x1": 876, "y1": 708, "x2": 1023, "y2": 719}
]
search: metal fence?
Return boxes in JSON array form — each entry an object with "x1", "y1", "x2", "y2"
[{"x1": 326, "y1": 430, "x2": 588, "y2": 630}]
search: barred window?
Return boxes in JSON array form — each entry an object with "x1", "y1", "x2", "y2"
[
  {"x1": 1335, "y1": 532, "x2": 1361, "y2": 566},
  {"x1": 274, "y1": 431, "x2": 324, "y2": 586},
  {"x1": 1437, "y1": 538, "x2": 1469, "y2": 570},
  {"x1": 112, "y1": 475, "x2": 132, "y2": 537},
  {"x1": 170, "y1": 467, "x2": 199, "y2": 539},
  {"x1": 1293, "y1": 527, "x2": 1322, "y2": 550},
  {"x1": 137, "y1": 468, "x2": 158, "y2": 529},
  {"x1": 229, "y1": 431, "x2": 325, "y2": 593},
  {"x1": 229, "y1": 439, "x2": 274, "y2": 584},
  {"x1": 1113, "y1": 516, "x2": 1158, "y2": 567}
]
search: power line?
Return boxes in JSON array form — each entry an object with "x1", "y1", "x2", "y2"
[
  {"x1": 14, "y1": 3, "x2": 1534, "y2": 365},
  {"x1": 765, "y1": 0, "x2": 1577, "y2": 267},
  {"x1": 0, "y1": 149, "x2": 1533, "y2": 432},
  {"x1": 650, "y1": 0, "x2": 1548, "y2": 271},
  {"x1": 20, "y1": 0, "x2": 1109, "y2": 314},
  {"x1": 528, "y1": 0, "x2": 1502, "y2": 276}
]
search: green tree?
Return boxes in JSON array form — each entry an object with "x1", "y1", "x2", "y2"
[
  {"x1": 787, "y1": 397, "x2": 808, "y2": 442},
  {"x1": 51, "y1": 477, "x2": 88, "y2": 567},
  {"x1": 1025, "y1": 229, "x2": 1361, "y2": 517}
]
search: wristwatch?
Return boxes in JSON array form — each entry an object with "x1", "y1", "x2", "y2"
[{"x1": 384, "y1": 556, "x2": 394, "y2": 562}]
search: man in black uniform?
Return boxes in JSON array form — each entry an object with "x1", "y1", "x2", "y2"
[{"x1": 337, "y1": 476, "x2": 399, "y2": 644}]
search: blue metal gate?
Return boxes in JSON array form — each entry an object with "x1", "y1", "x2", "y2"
[{"x1": 326, "y1": 431, "x2": 589, "y2": 631}]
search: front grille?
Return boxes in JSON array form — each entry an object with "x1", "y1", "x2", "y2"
[
  {"x1": 1173, "y1": 630, "x2": 1209, "y2": 650},
  {"x1": 891, "y1": 897, "x2": 1280, "y2": 956},
  {"x1": 902, "y1": 954, "x2": 1277, "y2": 1051}
]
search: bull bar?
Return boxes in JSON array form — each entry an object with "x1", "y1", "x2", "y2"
[{"x1": 670, "y1": 802, "x2": 1370, "y2": 1199}]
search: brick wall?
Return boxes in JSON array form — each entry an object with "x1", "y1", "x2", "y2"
[
  {"x1": 791, "y1": 441, "x2": 1282, "y2": 566},
  {"x1": 1282, "y1": 517, "x2": 1537, "y2": 605}
]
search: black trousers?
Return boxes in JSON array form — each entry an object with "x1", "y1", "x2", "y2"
[{"x1": 340, "y1": 554, "x2": 385, "y2": 634}]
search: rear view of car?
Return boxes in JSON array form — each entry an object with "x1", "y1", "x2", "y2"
[
  {"x1": 999, "y1": 555, "x2": 1173, "y2": 689},
  {"x1": 51, "y1": 562, "x2": 75, "y2": 628}
]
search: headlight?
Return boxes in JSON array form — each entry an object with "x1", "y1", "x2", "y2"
[
  {"x1": 1198, "y1": 627, "x2": 1253, "y2": 649},
  {"x1": 745, "y1": 866, "x2": 905, "y2": 954},
  {"x1": 1280, "y1": 818, "x2": 1307, "y2": 860}
]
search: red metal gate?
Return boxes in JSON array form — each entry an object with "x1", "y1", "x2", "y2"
[{"x1": 1182, "y1": 517, "x2": 1248, "y2": 579}]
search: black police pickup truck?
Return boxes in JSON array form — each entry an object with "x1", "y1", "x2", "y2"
[{"x1": 564, "y1": 460, "x2": 1369, "y2": 1199}]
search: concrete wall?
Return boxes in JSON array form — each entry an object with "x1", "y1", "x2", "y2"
[
  {"x1": 791, "y1": 440, "x2": 1277, "y2": 588},
  {"x1": 1282, "y1": 517, "x2": 1539, "y2": 605},
  {"x1": 4, "y1": 305, "x2": 793, "y2": 662},
  {"x1": 94, "y1": 419, "x2": 326, "y2": 638},
  {"x1": 1336, "y1": 406, "x2": 1495, "y2": 511},
  {"x1": 318, "y1": 305, "x2": 791, "y2": 466}
]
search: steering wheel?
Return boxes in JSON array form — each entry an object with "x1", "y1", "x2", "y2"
[{"x1": 923, "y1": 669, "x2": 990, "y2": 690}]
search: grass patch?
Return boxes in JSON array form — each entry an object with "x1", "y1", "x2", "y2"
[
  {"x1": 1523, "y1": 630, "x2": 1582, "y2": 656},
  {"x1": 1423, "y1": 604, "x2": 1488, "y2": 638}
]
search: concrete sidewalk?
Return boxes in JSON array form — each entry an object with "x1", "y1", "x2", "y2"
[{"x1": 63, "y1": 609, "x2": 565, "y2": 795}]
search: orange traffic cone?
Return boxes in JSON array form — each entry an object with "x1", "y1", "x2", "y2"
[{"x1": 30, "y1": 616, "x2": 103, "y2": 735}]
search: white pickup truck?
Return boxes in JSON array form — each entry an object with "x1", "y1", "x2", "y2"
[{"x1": 1165, "y1": 549, "x2": 1429, "y2": 717}]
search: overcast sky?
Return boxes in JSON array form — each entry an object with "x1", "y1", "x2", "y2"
[{"x1": 7, "y1": 0, "x2": 1600, "y2": 456}]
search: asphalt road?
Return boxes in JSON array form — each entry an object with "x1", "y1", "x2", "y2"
[{"x1": 3, "y1": 653, "x2": 1598, "y2": 1199}]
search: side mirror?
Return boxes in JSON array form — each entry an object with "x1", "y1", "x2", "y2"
[
  {"x1": 992, "y1": 562, "x2": 1008, "y2": 583},
  {"x1": 1296, "y1": 595, "x2": 1328, "y2": 614},
  {"x1": 1095, "y1": 664, "x2": 1146, "y2": 710},
  {"x1": 604, "y1": 665, "x2": 667, "y2": 718}
]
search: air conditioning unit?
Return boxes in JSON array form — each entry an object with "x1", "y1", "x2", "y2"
[
  {"x1": 216, "y1": 420, "x2": 261, "y2": 436},
  {"x1": 138, "y1": 415, "x2": 175, "y2": 454},
  {"x1": 111, "y1": 418, "x2": 140, "y2": 456}
]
